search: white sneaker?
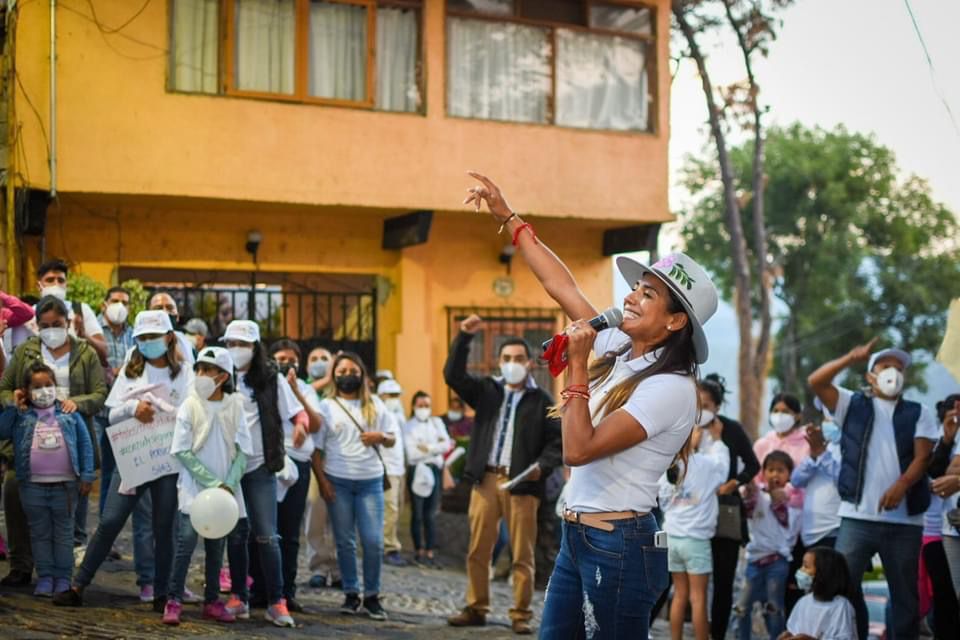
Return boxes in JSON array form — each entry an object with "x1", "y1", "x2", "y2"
[
  {"x1": 225, "y1": 595, "x2": 250, "y2": 620},
  {"x1": 182, "y1": 587, "x2": 202, "y2": 604},
  {"x1": 265, "y1": 598, "x2": 295, "y2": 628}
]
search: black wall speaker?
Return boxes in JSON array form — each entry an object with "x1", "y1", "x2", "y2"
[
  {"x1": 382, "y1": 210, "x2": 433, "y2": 250},
  {"x1": 602, "y1": 223, "x2": 661, "y2": 257},
  {"x1": 15, "y1": 188, "x2": 50, "y2": 236}
]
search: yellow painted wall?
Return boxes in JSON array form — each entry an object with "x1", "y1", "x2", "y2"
[
  {"x1": 43, "y1": 196, "x2": 616, "y2": 407},
  {"x1": 14, "y1": 0, "x2": 672, "y2": 222}
]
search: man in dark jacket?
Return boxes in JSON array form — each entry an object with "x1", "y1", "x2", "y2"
[{"x1": 445, "y1": 315, "x2": 561, "y2": 635}]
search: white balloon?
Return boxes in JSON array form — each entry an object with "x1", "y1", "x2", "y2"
[{"x1": 190, "y1": 487, "x2": 239, "y2": 539}]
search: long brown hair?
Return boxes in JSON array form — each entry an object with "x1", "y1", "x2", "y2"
[
  {"x1": 329, "y1": 351, "x2": 378, "y2": 428},
  {"x1": 124, "y1": 331, "x2": 184, "y2": 380}
]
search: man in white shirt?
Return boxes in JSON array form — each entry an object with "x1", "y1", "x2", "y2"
[
  {"x1": 29, "y1": 259, "x2": 107, "y2": 363},
  {"x1": 808, "y1": 341, "x2": 939, "y2": 640}
]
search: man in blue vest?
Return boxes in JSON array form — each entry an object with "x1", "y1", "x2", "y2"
[{"x1": 808, "y1": 339, "x2": 939, "y2": 640}]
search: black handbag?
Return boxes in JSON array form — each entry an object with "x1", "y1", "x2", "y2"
[{"x1": 715, "y1": 499, "x2": 743, "y2": 542}]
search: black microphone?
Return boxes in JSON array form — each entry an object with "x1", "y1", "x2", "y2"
[{"x1": 541, "y1": 307, "x2": 624, "y2": 352}]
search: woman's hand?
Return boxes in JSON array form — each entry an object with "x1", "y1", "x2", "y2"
[
  {"x1": 12, "y1": 389, "x2": 28, "y2": 411},
  {"x1": 292, "y1": 422, "x2": 309, "y2": 448},
  {"x1": 931, "y1": 474, "x2": 960, "y2": 498},
  {"x1": 61, "y1": 399, "x2": 78, "y2": 414},
  {"x1": 942, "y1": 406, "x2": 959, "y2": 444},
  {"x1": 318, "y1": 475, "x2": 336, "y2": 503},
  {"x1": 360, "y1": 431, "x2": 386, "y2": 447},
  {"x1": 464, "y1": 172, "x2": 514, "y2": 222},
  {"x1": 805, "y1": 424, "x2": 827, "y2": 458},
  {"x1": 717, "y1": 479, "x2": 739, "y2": 496},
  {"x1": 564, "y1": 319, "x2": 597, "y2": 367},
  {"x1": 79, "y1": 481, "x2": 92, "y2": 497},
  {"x1": 134, "y1": 400, "x2": 156, "y2": 423}
]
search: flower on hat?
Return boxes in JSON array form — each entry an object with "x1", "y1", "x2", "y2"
[{"x1": 653, "y1": 255, "x2": 677, "y2": 270}]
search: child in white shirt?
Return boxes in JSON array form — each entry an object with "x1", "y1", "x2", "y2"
[
  {"x1": 735, "y1": 451, "x2": 802, "y2": 640},
  {"x1": 658, "y1": 420, "x2": 729, "y2": 640},
  {"x1": 780, "y1": 546, "x2": 856, "y2": 640}
]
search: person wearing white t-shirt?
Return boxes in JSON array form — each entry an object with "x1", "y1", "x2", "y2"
[
  {"x1": 926, "y1": 394, "x2": 960, "y2": 637},
  {"x1": 315, "y1": 352, "x2": 397, "y2": 622},
  {"x1": 376, "y1": 377, "x2": 409, "y2": 567},
  {"x1": 56, "y1": 311, "x2": 192, "y2": 609},
  {"x1": 165, "y1": 347, "x2": 252, "y2": 626},
  {"x1": 790, "y1": 421, "x2": 842, "y2": 549},
  {"x1": 403, "y1": 390, "x2": 452, "y2": 568},
  {"x1": 808, "y1": 341, "x2": 939, "y2": 640},
  {"x1": 221, "y1": 321, "x2": 306, "y2": 628},
  {"x1": 26, "y1": 259, "x2": 107, "y2": 363},
  {"x1": 658, "y1": 423, "x2": 729, "y2": 640},
  {"x1": 463, "y1": 173, "x2": 720, "y2": 639},
  {"x1": 782, "y1": 546, "x2": 857, "y2": 640}
]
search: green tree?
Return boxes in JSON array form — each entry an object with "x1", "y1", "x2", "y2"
[
  {"x1": 66, "y1": 273, "x2": 150, "y2": 324},
  {"x1": 679, "y1": 123, "x2": 960, "y2": 393}
]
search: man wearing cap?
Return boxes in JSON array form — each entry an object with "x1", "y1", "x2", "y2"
[
  {"x1": 377, "y1": 378, "x2": 408, "y2": 567},
  {"x1": 809, "y1": 339, "x2": 939, "y2": 640},
  {"x1": 183, "y1": 318, "x2": 209, "y2": 356}
]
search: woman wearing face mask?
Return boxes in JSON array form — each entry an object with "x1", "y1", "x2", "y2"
[
  {"x1": 315, "y1": 352, "x2": 399, "y2": 621},
  {"x1": 443, "y1": 395, "x2": 474, "y2": 439},
  {"x1": 752, "y1": 393, "x2": 811, "y2": 616},
  {"x1": 55, "y1": 310, "x2": 191, "y2": 608},
  {"x1": 790, "y1": 411, "x2": 842, "y2": 552},
  {"x1": 307, "y1": 347, "x2": 333, "y2": 396},
  {"x1": 697, "y1": 374, "x2": 760, "y2": 640},
  {"x1": 465, "y1": 173, "x2": 719, "y2": 638},
  {"x1": 0, "y1": 296, "x2": 106, "y2": 589},
  {"x1": 221, "y1": 321, "x2": 308, "y2": 628},
  {"x1": 403, "y1": 391, "x2": 452, "y2": 568}
]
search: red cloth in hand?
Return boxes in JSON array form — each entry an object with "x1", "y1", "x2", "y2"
[{"x1": 542, "y1": 333, "x2": 570, "y2": 377}]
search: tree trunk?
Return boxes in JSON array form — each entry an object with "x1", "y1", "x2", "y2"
[{"x1": 674, "y1": 2, "x2": 759, "y2": 437}]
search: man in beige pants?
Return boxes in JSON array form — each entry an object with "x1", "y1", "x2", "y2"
[{"x1": 377, "y1": 378, "x2": 408, "y2": 567}]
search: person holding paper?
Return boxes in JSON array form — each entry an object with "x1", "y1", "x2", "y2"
[
  {"x1": 464, "y1": 173, "x2": 718, "y2": 639},
  {"x1": 55, "y1": 310, "x2": 192, "y2": 608},
  {"x1": 444, "y1": 315, "x2": 561, "y2": 635}
]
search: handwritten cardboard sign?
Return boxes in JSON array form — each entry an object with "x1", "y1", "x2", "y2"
[{"x1": 107, "y1": 413, "x2": 178, "y2": 492}]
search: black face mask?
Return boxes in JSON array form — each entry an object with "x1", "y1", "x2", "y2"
[
  {"x1": 277, "y1": 362, "x2": 298, "y2": 377},
  {"x1": 335, "y1": 374, "x2": 363, "y2": 394}
]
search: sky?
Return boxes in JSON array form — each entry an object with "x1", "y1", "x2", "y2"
[{"x1": 642, "y1": 0, "x2": 960, "y2": 420}]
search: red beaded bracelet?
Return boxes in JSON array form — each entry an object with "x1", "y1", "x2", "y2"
[{"x1": 512, "y1": 222, "x2": 537, "y2": 247}]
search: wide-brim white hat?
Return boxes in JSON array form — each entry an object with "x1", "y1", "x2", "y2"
[{"x1": 616, "y1": 252, "x2": 719, "y2": 364}]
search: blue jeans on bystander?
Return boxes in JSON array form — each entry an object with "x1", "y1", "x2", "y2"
[
  {"x1": 326, "y1": 474, "x2": 384, "y2": 596},
  {"x1": 168, "y1": 510, "x2": 226, "y2": 604},
  {"x1": 226, "y1": 465, "x2": 284, "y2": 605}
]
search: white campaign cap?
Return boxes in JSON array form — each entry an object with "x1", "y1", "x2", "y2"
[
  {"x1": 223, "y1": 320, "x2": 260, "y2": 344},
  {"x1": 377, "y1": 379, "x2": 402, "y2": 395},
  {"x1": 616, "y1": 252, "x2": 719, "y2": 364},
  {"x1": 868, "y1": 348, "x2": 912, "y2": 372},
  {"x1": 376, "y1": 369, "x2": 395, "y2": 380},
  {"x1": 132, "y1": 310, "x2": 174, "y2": 338},
  {"x1": 195, "y1": 346, "x2": 235, "y2": 373}
]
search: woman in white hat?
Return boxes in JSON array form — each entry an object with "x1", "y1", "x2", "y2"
[
  {"x1": 465, "y1": 173, "x2": 719, "y2": 639},
  {"x1": 56, "y1": 310, "x2": 193, "y2": 608}
]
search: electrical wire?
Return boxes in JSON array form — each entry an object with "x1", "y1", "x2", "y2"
[
  {"x1": 84, "y1": 0, "x2": 153, "y2": 35},
  {"x1": 902, "y1": 0, "x2": 960, "y2": 138}
]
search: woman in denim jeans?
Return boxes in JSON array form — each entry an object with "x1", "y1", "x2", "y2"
[
  {"x1": 55, "y1": 311, "x2": 192, "y2": 608},
  {"x1": 316, "y1": 352, "x2": 399, "y2": 621},
  {"x1": 221, "y1": 321, "x2": 309, "y2": 628},
  {"x1": 0, "y1": 363, "x2": 95, "y2": 597},
  {"x1": 465, "y1": 173, "x2": 719, "y2": 639}
]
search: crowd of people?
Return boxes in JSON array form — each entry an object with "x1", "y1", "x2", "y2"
[{"x1": 0, "y1": 172, "x2": 958, "y2": 640}]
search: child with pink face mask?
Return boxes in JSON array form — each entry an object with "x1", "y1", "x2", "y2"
[{"x1": 0, "y1": 362, "x2": 95, "y2": 598}]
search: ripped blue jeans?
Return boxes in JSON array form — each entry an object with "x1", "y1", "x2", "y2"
[
  {"x1": 734, "y1": 555, "x2": 789, "y2": 640},
  {"x1": 539, "y1": 513, "x2": 667, "y2": 639}
]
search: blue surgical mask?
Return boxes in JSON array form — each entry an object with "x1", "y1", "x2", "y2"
[
  {"x1": 821, "y1": 421, "x2": 841, "y2": 444},
  {"x1": 795, "y1": 569, "x2": 813, "y2": 592},
  {"x1": 138, "y1": 337, "x2": 168, "y2": 360}
]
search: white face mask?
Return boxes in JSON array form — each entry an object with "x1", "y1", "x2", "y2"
[
  {"x1": 447, "y1": 410, "x2": 463, "y2": 422},
  {"x1": 39, "y1": 327, "x2": 68, "y2": 350},
  {"x1": 384, "y1": 398, "x2": 404, "y2": 415},
  {"x1": 500, "y1": 361, "x2": 528, "y2": 386},
  {"x1": 31, "y1": 386, "x2": 57, "y2": 409},
  {"x1": 414, "y1": 407, "x2": 432, "y2": 422},
  {"x1": 105, "y1": 302, "x2": 128, "y2": 325},
  {"x1": 876, "y1": 367, "x2": 904, "y2": 398},
  {"x1": 228, "y1": 346, "x2": 253, "y2": 370},
  {"x1": 698, "y1": 409, "x2": 716, "y2": 427},
  {"x1": 40, "y1": 285, "x2": 67, "y2": 301},
  {"x1": 769, "y1": 411, "x2": 796, "y2": 434},
  {"x1": 193, "y1": 375, "x2": 218, "y2": 400}
]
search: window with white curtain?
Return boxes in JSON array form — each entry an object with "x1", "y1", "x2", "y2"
[
  {"x1": 446, "y1": 0, "x2": 655, "y2": 131},
  {"x1": 168, "y1": 0, "x2": 423, "y2": 113}
]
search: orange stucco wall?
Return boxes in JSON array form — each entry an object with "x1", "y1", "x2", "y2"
[{"x1": 14, "y1": 0, "x2": 672, "y2": 222}]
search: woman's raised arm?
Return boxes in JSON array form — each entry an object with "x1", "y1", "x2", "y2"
[{"x1": 465, "y1": 172, "x2": 598, "y2": 322}]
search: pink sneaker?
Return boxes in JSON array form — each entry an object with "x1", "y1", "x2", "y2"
[
  {"x1": 162, "y1": 599, "x2": 182, "y2": 626},
  {"x1": 0, "y1": 533, "x2": 7, "y2": 560},
  {"x1": 218, "y1": 567, "x2": 231, "y2": 593},
  {"x1": 202, "y1": 600, "x2": 236, "y2": 623}
]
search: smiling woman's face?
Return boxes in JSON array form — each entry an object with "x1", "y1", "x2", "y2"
[{"x1": 620, "y1": 273, "x2": 688, "y2": 346}]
